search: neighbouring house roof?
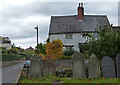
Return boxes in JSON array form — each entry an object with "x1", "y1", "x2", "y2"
[
  {"x1": 26, "y1": 46, "x2": 34, "y2": 51},
  {"x1": 49, "y1": 15, "x2": 110, "y2": 34}
]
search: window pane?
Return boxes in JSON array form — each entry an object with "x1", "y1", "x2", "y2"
[{"x1": 65, "y1": 34, "x2": 72, "y2": 39}]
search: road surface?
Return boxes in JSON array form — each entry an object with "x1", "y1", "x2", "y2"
[{"x1": 2, "y1": 62, "x2": 24, "y2": 83}]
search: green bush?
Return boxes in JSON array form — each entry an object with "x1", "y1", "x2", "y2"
[
  {"x1": 24, "y1": 53, "x2": 32, "y2": 60},
  {"x1": 1, "y1": 47, "x2": 8, "y2": 53},
  {"x1": 56, "y1": 68, "x2": 73, "y2": 78},
  {"x1": 61, "y1": 55, "x2": 72, "y2": 59},
  {"x1": 34, "y1": 43, "x2": 46, "y2": 54},
  {"x1": 63, "y1": 49, "x2": 75, "y2": 56},
  {"x1": 82, "y1": 25, "x2": 120, "y2": 60},
  {"x1": 2, "y1": 53, "x2": 23, "y2": 61},
  {"x1": 23, "y1": 50, "x2": 34, "y2": 60}
]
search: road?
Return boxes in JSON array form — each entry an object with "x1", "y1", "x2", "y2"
[{"x1": 2, "y1": 62, "x2": 24, "y2": 83}]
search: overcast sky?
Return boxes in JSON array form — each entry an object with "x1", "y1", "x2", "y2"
[{"x1": 0, "y1": 0, "x2": 119, "y2": 49}]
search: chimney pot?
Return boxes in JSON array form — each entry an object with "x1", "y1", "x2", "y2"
[
  {"x1": 81, "y1": 3, "x2": 83, "y2": 7},
  {"x1": 79, "y1": 3, "x2": 80, "y2": 7},
  {"x1": 77, "y1": 3, "x2": 84, "y2": 21}
]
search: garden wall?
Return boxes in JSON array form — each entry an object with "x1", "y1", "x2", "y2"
[
  {"x1": 2, "y1": 60, "x2": 23, "y2": 68},
  {"x1": 46, "y1": 59, "x2": 72, "y2": 70}
]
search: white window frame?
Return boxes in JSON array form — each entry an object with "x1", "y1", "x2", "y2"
[{"x1": 65, "y1": 34, "x2": 73, "y2": 39}]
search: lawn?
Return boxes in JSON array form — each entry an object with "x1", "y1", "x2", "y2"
[{"x1": 19, "y1": 75, "x2": 120, "y2": 85}]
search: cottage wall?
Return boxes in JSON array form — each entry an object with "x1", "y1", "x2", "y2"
[
  {"x1": 2, "y1": 43, "x2": 11, "y2": 49},
  {"x1": 49, "y1": 33, "x2": 88, "y2": 52}
]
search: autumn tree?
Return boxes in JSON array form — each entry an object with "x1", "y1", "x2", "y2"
[{"x1": 46, "y1": 39, "x2": 63, "y2": 59}]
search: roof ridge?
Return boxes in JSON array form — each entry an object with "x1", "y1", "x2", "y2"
[
  {"x1": 85, "y1": 15, "x2": 107, "y2": 17},
  {"x1": 51, "y1": 15, "x2": 77, "y2": 17},
  {"x1": 51, "y1": 15, "x2": 107, "y2": 18}
]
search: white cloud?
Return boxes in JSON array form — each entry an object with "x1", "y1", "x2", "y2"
[
  {"x1": 12, "y1": 37, "x2": 36, "y2": 49},
  {"x1": 23, "y1": 15, "x2": 50, "y2": 25},
  {"x1": 118, "y1": 1, "x2": 120, "y2": 25},
  {"x1": 85, "y1": 2, "x2": 118, "y2": 25},
  {"x1": 7, "y1": 0, "x2": 118, "y2": 2},
  {"x1": 1, "y1": 0, "x2": 33, "y2": 6},
  {"x1": 11, "y1": 36, "x2": 47, "y2": 49}
]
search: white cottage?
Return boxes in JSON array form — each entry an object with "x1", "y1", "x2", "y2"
[{"x1": 48, "y1": 3, "x2": 110, "y2": 52}]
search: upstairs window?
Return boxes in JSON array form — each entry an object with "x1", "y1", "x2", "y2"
[{"x1": 65, "y1": 34, "x2": 73, "y2": 39}]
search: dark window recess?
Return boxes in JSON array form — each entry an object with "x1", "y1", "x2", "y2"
[
  {"x1": 63, "y1": 45, "x2": 74, "y2": 50},
  {"x1": 66, "y1": 47, "x2": 73, "y2": 50}
]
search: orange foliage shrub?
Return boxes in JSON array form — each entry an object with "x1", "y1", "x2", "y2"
[
  {"x1": 38, "y1": 53, "x2": 47, "y2": 61},
  {"x1": 46, "y1": 39, "x2": 63, "y2": 59}
]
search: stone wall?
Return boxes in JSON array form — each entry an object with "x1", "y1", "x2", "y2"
[
  {"x1": 29, "y1": 53, "x2": 120, "y2": 78},
  {"x1": 48, "y1": 59, "x2": 72, "y2": 70}
]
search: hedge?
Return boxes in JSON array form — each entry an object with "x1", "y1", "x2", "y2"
[
  {"x1": 2, "y1": 53, "x2": 24, "y2": 61},
  {"x1": 63, "y1": 49, "x2": 75, "y2": 56}
]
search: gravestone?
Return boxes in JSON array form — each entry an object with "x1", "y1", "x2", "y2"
[
  {"x1": 43, "y1": 61, "x2": 56, "y2": 77},
  {"x1": 29, "y1": 55, "x2": 43, "y2": 78},
  {"x1": 116, "y1": 53, "x2": 120, "y2": 78},
  {"x1": 101, "y1": 56, "x2": 116, "y2": 78},
  {"x1": 72, "y1": 52, "x2": 85, "y2": 78},
  {"x1": 88, "y1": 54, "x2": 101, "y2": 78}
]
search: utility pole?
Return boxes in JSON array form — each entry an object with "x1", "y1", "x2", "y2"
[{"x1": 34, "y1": 26, "x2": 38, "y2": 54}]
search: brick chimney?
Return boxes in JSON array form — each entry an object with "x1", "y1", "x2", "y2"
[{"x1": 77, "y1": 3, "x2": 84, "y2": 22}]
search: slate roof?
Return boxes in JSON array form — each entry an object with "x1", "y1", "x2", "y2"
[
  {"x1": 26, "y1": 46, "x2": 34, "y2": 51},
  {"x1": 2, "y1": 40, "x2": 11, "y2": 44},
  {"x1": 49, "y1": 15, "x2": 110, "y2": 34},
  {"x1": 112, "y1": 26, "x2": 120, "y2": 31}
]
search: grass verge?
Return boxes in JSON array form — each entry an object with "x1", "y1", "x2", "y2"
[{"x1": 19, "y1": 75, "x2": 120, "y2": 85}]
